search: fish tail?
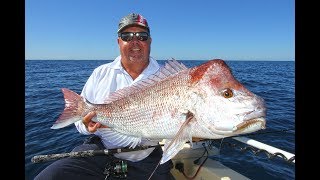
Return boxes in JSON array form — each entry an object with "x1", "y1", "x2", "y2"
[{"x1": 51, "y1": 88, "x2": 85, "y2": 129}]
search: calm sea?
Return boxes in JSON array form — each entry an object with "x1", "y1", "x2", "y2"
[{"x1": 25, "y1": 60, "x2": 295, "y2": 180}]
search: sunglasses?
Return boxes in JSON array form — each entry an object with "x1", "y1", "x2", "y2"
[{"x1": 118, "y1": 32, "x2": 150, "y2": 42}]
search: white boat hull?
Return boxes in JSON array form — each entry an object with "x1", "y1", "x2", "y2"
[{"x1": 161, "y1": 141, "x2": 250, "y2": 180}]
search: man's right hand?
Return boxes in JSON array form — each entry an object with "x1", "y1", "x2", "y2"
[{"x1": 82, "y1": 112, "x2": 108, "y2": 133}]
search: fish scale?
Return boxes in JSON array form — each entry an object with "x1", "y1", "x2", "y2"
[{"x1": 104, "y1": 73, "x2": 191, "y2": 138}]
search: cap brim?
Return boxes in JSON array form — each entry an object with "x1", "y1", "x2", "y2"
[{"x1": 118, "y1": 23, "x2": 150, "y2": 33}]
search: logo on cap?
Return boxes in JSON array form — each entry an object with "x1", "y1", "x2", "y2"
[{"x1": 136, "y1": 14, "x2": 148, "y2": 26}]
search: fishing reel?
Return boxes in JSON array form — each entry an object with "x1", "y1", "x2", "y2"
[{"x1": 104, "y1": 160, "x2": 128, "y2": 179}]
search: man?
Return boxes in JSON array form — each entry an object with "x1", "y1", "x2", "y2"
[{"x1": 35, "y1": 13, "x2": 174, "y2": 180}]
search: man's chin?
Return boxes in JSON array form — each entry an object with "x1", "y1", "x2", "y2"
[{"x1": 129, "y1": 56, "x2": 144, "y2": 62}]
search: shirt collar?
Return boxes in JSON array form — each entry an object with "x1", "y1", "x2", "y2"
[
  {"x1": 107, "y1": 55, "x2": 160, "y2": 76},
  {"x1": 107, "y1": 55, "x2": 123, "y2": 70}
]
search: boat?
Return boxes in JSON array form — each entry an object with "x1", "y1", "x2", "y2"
[
  {"x1": 162, "y1": 137, "x2": 295, "y2": 180},
  {"x1": 161, "y1": 140, "x2": 250, "y2": 180}
]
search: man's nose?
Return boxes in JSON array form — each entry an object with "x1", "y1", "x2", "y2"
[{"x1": 131, "y1": 35, "x2": 140, "y2": 42}]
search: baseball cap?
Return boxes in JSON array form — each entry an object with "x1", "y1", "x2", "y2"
[{"x1": 117, "y1": 13, "x2": 150, "y2": 33}]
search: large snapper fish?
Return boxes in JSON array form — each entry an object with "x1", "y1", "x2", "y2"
[{"x1": 51, "y1": 59, "x2": 266, "y2": 164}]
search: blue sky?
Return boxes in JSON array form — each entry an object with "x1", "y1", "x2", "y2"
[{"x1": 25, "y1": 0, "x2": 295, "y2": 61}]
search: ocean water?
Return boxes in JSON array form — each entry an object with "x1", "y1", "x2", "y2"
[{"x1": 25, "y1": 60, "x2": 295, "y2": 180}]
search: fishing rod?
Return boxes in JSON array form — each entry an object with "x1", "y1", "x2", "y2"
[
  {"x1": 31, "y1": 138, "x2": 210, "y2": 164},
  {"x1": 32, "y1": 128, "x2": 295, "y2": 164},
  {"x1": 31, "y1": 145, "x2": 158, "y2": 163}
]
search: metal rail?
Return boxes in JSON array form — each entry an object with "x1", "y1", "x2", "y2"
[{"x1": 232, "y1": 137, "x2": 295, "y2": 163}]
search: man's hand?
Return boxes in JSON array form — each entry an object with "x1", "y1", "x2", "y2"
[{"x1": 82, "y1": 112, "x2": 108, "y2": 133}]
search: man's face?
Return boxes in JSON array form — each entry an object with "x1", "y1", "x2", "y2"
[{"x1": 118, "y1": 26, "x2": 152, "y2": 63}]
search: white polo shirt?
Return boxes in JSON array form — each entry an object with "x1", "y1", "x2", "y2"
[{"x1": 74, "y1": 55, "x2": 160, "y2": 161}]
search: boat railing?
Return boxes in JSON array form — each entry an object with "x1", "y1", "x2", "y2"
[{"x1": 232, "y1": 137, "x2": 295, "y2": 163}]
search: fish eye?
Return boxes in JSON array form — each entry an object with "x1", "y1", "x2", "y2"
[{"x1": 222, "y1": 88, "x2": 233, "y2": 98}]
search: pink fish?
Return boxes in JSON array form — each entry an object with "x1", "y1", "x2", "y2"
[{"x1": 51, "y1": 59, "x2": 266, "y2": 164}]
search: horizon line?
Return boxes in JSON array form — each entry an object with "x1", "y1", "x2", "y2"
[{"x1": 25, "y1": 59, "x2": 295, "y2": 61}]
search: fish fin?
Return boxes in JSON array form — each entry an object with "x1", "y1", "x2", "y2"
[
  {"x1": 97, "y1": 128, "x2": 142, "y2": 148},
  {"x1": 160, "y1": 111, "x2": 194, "y2": 164},
  {"x1": 51, "y1": 88, "x2": 85, "y2": 129},
  {"x1": 104, "y1": 59, "x2": 188, "y2": 104}
]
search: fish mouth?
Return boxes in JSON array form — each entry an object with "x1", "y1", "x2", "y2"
[
  {"x1": 206, "y1": 117, "x2": 265, "y2": 136},
  {"x1": 234, "y1": 117, "x2": 266, "y2": 133}
]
